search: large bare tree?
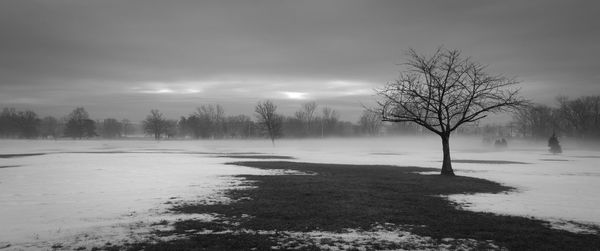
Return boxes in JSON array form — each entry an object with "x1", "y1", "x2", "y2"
[
  {"x1": 377, "y1": 48, "x2": 527, "y2": 176},
  {"x1": 255, "y1": 100, "x2": 282, "y2": 145}
]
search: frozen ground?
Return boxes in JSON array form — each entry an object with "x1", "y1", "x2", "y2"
[
  {"x1": 0, "y1": 137, "x2": 599, "y2": 249},
  {"x1": 0, "y1": 140, "x2": 281, "y2": 249}
]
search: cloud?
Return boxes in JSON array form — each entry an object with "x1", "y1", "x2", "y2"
[
  {"x1": 281, "y1": 92, "x2": 309, "y2": 100},
  {"x1": 0, "y1": 0, "x2": 598, "y2": 121}
]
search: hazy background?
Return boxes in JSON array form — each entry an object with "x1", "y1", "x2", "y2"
[{"x1": 1, "y1": 0, "x2": 599, "y2": 121}]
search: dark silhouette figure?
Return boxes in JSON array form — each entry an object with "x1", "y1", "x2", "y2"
[{"x1": 548, "y1": 133, "x2": 562, "y2": 154}]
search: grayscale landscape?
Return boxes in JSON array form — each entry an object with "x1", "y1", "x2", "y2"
[{"x1": 1, "y1": 1, "x2": 599, "y2": 250}]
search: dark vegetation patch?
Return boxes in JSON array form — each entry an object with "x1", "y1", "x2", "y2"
[
  {"x1": 0, "y1": 153, "x2": 46, "y2": 158},
  {"x1": 218, "y1": 155, "x2": 295, "y2": 160},
  {"x1": 112, "y1": 232, "x2": 286, "y2": 251},
  {"x1": 114, "y1": 161, "x2": 600, "y2": 250},
  {"x1": 449, "y1": 159, "x2": 529, "y2": 164},
  {"x1": 0, "y1": 165, "x2": 20, "y2": 169}
]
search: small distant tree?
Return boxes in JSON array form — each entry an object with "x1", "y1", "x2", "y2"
[
  {"x1": 0, "y1": 108, "x2": 19, "y2": 138},
  {"x1": 15, "y1": 110, "x2": 40, "y2": 138},
  {"x1": 513, "y1": 104, "x2": 556, "y2": 139},
  {"x1": 255, "y1": 100, "x2": 282, "y2": 145},
  {"x1": 321, "y1": 107, "x2": 340, "y2": 137},
  {"x1": 164, "y1": 119, "x2": 178, "y2": 138},
  {"x1": 143, "y1": 109, "x2": 168, "y2": 140},
  {"x1": 225, "y1": 114, "x2": 256, "y2": 138},
  {"x1": 121, "y1": 119, "x2": 133, "y2": 137},
  {"x1": 100, "y1": 118, "x2": 122, "y2": 139},
  {"x1": 377, "y1": 48, "x2": 527, "y2": 176},
  {"x1": 0, "y1": 108, "x2": 40, "y2": 138},
  {"x1": 557, "y1": 96, "x2": 600, "y2": 138},
  {"x1": 195, "y1": 104, "x2": 225, "y2": 139},
  {"x1": 294, "y1": 101, "x2": 318, "y2": 136},
  {"x1": 359, "y1": 110, "x2": 382, "y2": 136},
  {"x1": 548, "y1": 132, "x2": 562, "y2": 154},
  {"x1": 40, "y1": 116, "x2": 60, "y2": 139},
  {"x1": 64, "y1": 107, "x2": 96, "y2": 139}
]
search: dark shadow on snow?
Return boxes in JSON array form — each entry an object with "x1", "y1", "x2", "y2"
[
  {"x1": 0, "y1": 153, "x2": 46, "y2": 158},
  {"x1": 0, "y1": 165, "x2": 21, "y2": 168},
  {"x1": 217, "y1": 155, "x2": 295, "y2": 160}
]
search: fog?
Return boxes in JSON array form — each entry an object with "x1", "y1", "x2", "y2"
[{"x1": 1, "y1": 136, "x2": 599, "y2": 249}]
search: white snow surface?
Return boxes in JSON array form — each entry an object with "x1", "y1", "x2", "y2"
[
  {"x1": 1, "y1": 137, "x2": 599, "y2": 248},
  {"x1": 0, "y1": 140, "x2": 278, "y2": 249}
]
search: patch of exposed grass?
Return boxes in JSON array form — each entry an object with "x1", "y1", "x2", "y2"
[
  {"x1": 217, "y1": 155, "x2": 295, "y2": 160},
  {"x1": 118, "y1": 232, "x2": 291, "y2": 251},
  {"x1": 116, "y1": 161, "x2": 600, "y2": 250}
]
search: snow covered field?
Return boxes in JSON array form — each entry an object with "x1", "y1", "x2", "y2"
[{"x1": 0, "y1": 137, "x2": 599, "y2": 249}]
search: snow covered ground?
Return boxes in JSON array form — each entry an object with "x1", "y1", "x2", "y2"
[
  {"x1": 0, "y1": 140, "x2": 279, "y2": 249},
  {"x1": 0, "y1": 137, "x2": 599, "y2": 249},
  {"x1": 264, "y1": 137, "x2": 600, "y2": 230}
]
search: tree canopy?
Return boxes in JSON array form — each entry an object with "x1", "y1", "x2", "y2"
[{"x1": 377, "y1": 48, "x2": 527, "y2": 175}]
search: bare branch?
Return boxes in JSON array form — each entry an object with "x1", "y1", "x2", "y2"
[{"x1": 376, "y1": 47, "x2": 529, "y2": 136}]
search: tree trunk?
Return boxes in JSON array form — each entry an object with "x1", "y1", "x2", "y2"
[{"x1": 440, "y1": 133, "x2": 455, "y2": 176}]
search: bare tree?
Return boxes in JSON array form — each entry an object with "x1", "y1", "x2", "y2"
[
  {"x1": 377, "y1": 48, "x2": 527, "y2": 176},
  {"x1": 143, "y1": 109, "x2": 168, "y2": 140},
  {"x1": 321, "y1": 106, "x2": 340, "y2": 137},
  {"x1": 40, "y1": 116, "x2": 60, "y2": 139},
  {"x1": 294, "y1": 101, "x2": 318, "y2": 136},
  {"x1": 14, "y1": 110, "x2": 40, "y2": 139},
  {"x1": 121, "y1": 119, "x2": 133, "y2": 137},
  {"x1": 557, "y1": 96, "x2": 600, "y2": 138},
  {"x1": 195, "y1": 104, "x2": 225, "y2": 139},
  {"x1": 64, "y1": 107, "x2": 96, "y2": 139},
  {"x1": 255, "y1": 100, "x2": 282, "y2": 145},
  {"x1": 225, "y1": 114, "x2": 255, "y2": 138},
  {"x1": 359, "y1": 110, "x2": 382, "y2": 136},
  {"x1": 512, "y1": 104, "x2": 556, "y2": 139},
  {"x1": 100, "y1": 118, "x2": 122, "y2": 139}
]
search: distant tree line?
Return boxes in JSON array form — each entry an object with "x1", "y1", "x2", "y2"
[
  {"x1": 143, "y1": 101, "x2": 397, "y2": 140},
  {"x1": 0, "y1": 108, "x2": 41, "y2": 139},
  {"x1": 0, "y1": 100, "x2": 452, "y2": 141},
  {"x1": 512, "y1": 96, "x2": 600, "y2": 139},
  {"x1": 0, "y1": 107, "x2": 135, "y2": 139}
]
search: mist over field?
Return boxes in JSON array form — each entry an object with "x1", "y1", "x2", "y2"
[
  {"x1": 1, "y1": 136, "x2": 599, "y2": 249},
  {"x1": 2, "y1": 0, "x2": 600, "y2": 249}
]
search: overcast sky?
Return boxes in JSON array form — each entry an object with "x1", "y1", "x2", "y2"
[{"x1": 0, "y1": 0, "x2": 598, "y2": 122}]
